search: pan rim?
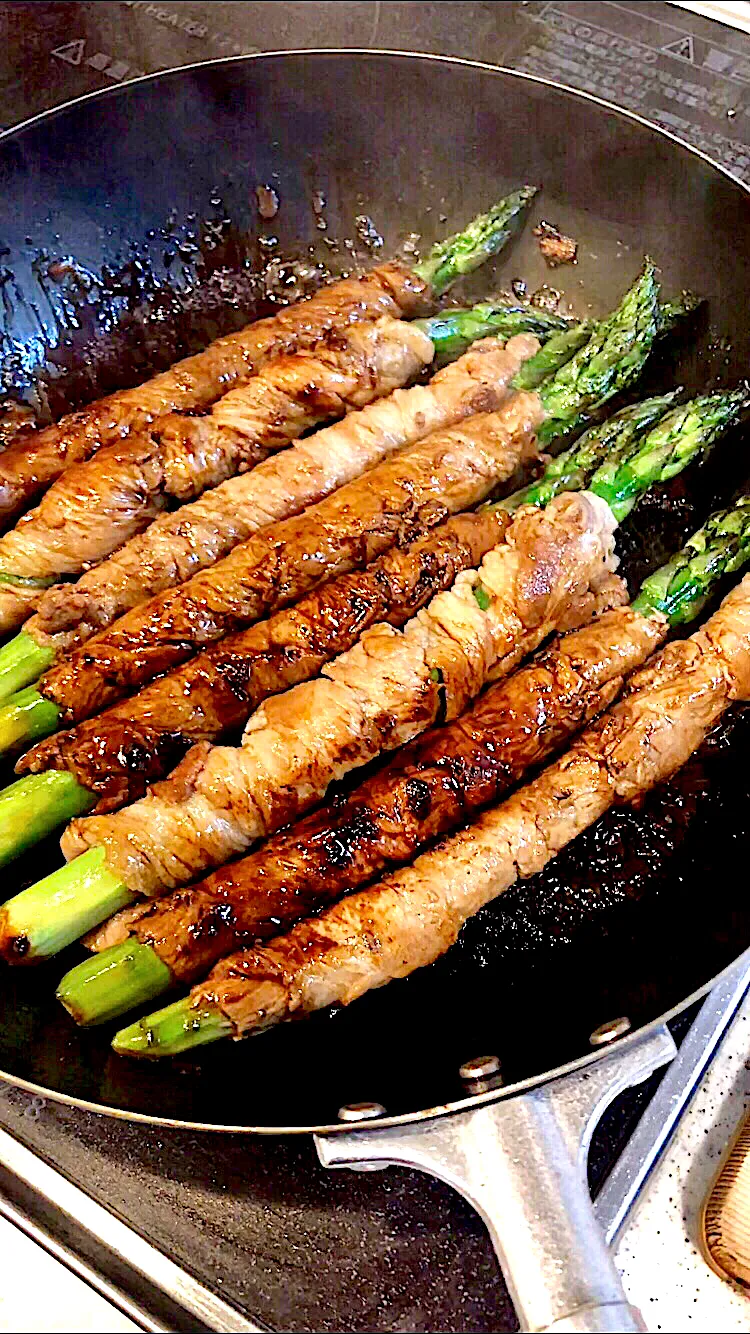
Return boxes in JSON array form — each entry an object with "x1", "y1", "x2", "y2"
[
  {"x1": 1, "y1": 43, "x2": 749, "y2": 202},
  {"x1": 2, "y1": 946, "x2": 749, "y2": 1135},
  {"x1": 2, "y1": 49, "x2": 750, "y2": 1135}
]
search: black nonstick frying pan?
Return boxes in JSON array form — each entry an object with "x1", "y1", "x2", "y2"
[{"x1": 2, "y1": 51, "x2": 750, "y2": 1330}]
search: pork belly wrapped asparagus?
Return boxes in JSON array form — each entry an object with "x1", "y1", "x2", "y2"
[
  {"x1": 15, "y1": 312, "x2": 570, "y2": 669},
  {"x1": 0, "y1": 316, "x2": 581, "y2": 705},
  {"x1": 6, "y1": 377, "x2": 737, "y2": 961},
  {"x1": 113, "y1": 570, "x2": 750, "y2": 1056},
  {"x1": 17, "y1": 394, "x2": 676, "y2": 810},
  {"x1": 67, "y1": 490, "x2": 750, "y2": 1024},
  {"x1": 0, "y1": 189, "x2": 535, "y2": 529},
  {"x1": 0, "y1": 300, "x2": 570, "y2": 639},
  {"x1": 0, "y1": 317, "x2": 436, "y2": 633},
  {"x1": 0, "y1": 482, "x2": 620, "y2": 962},
  {"x1": 0, "y1": 263, "x2": 661, "y2": 734}
]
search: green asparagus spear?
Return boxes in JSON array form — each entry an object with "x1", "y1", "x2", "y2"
[
  {"x1": 57, "y1": 937, "x2": 173, "y2": 1025},
  {"x1": 0, "y1": 632, "x2": 54, "y2": 702},
  {"x1": 0, "y1": 573, "x2": 57, "y2": 590},
  {"x1": 633, "y1": 493, "x2": 750, "y2": 624},
  {"x1": 414, "y1": 186, "x2": 537, "y2": 295},
  {"x1": 0, "y1": 686, "x2": 61, "y2": 754},
  {"x1": 536, "y1": 259, "x2": 661, "y2": 446},
  {"x1": 512, "y1": 285, "x2": 698, "y2": 400},
  {"x1": 658, "y1": 291, "x2": 704, "y2": 334},
  {"x1": 592, "y1": 388, "x2": 750, "y2": 521},
  {"x1": 503, "y1": 392, "x2": 679, "y2": 511},
  {"x1": 107, "y1": 485, "x2": 750, "y2": 1049},
  {"x1": 419, "y1": 281, "x2": 699, "y2": 379},
  {"x1": 0, "y1": 847, "x2": 132, "y2": 963},
  {"x1": 11, "y1": 379, "x2": 740, "y2": 974},
  {"x1": 414, "y1": 302, "x2": 575, "y2": 363},
  {"x1": 511, "y1": 322, "x2": 595, "y2": 391},
  {"x1": 0, "y1": 772, "x2": 95, "y2": 870}
]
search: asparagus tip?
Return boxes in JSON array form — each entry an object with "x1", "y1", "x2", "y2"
[{"x1": 416, "y1": 186, "x2": 539, "y2": 294}]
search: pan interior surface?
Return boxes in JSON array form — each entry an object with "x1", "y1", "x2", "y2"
[{"x1": 2, "y1": 52, "x2": 750, "y2": 1132}]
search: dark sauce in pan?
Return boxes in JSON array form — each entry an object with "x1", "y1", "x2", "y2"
[
  {"x1": 453, "y1": 704, "x2": 749, "y2": 967},
  {"x1": 0, "y1": 203, "x2": 336, "y2": 420}
]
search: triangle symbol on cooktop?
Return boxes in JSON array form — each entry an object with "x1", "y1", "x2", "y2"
[
  {"x1": 52, "y1": 39, "x2": 86, "y2": 67},
  {"x1": 661, "y1": 34, "x2": 695, "y2": 64}
]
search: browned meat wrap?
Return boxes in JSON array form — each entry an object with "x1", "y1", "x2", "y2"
[
  {"x1": 22, "y1": 508, "x2": 512, "y2": 808},
  {"x1": 0, "y1": 401, "x2": 37, "y2": 450},
  {"x1": 0, "y1": 316, "x2": 432, "y2": 632},
  {"x1": 25, "y1": 332, "x2": 526, "y2": 656},
  {"x1": 193, "y1": 573, "x2": 750, "y2": 1037},
  {"x1": 0, "y1": 263, "x2": 427, "y2": 528},
  {"x1": 60, "y1": 489, "x2": 619, "y2": 897},
  {"x1": 36, "y1": 378, "x2": 544, "y2": 725},
  {"x1": 89, "y1": 604, "x2": 661, "y2": 977}
]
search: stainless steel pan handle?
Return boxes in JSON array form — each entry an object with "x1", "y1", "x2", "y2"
[{"x1": 315, "y1": 1025, "x2": 676, "y2": 1333}]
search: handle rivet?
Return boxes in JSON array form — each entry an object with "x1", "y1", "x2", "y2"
[
  {"x1": 337, "y1": 1101, "x2": 386, "y2": 1122},
  {"x1": 459, "y1": 1054, "x2": 502, "y2": 1081},
  {"x1": 589, "y1": 1016, "x2": 632, "y2": 1047}
]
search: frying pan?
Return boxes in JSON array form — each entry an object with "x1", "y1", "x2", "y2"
[{"x1": 2, "y1": 50, "x2": 750, "y2": 1331}]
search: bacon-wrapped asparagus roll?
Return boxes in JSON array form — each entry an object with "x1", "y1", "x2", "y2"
[
  {"x1": 0, "y1": 310, "x2": 577, "y2": 698},
  {"x1": 31, "y1": 388, "x2": 544, "y2": 724},
  {"x1": 21, "y1": 324, "x2": 547, "y2": 661},
  {"x1": 60, "y1": 490, "x2": 620, "y2": 884},
  {"x1": 0, "y1": 481, "x2": 620, "y2": 963},
  {"x1": 113, "y1": 571, "x2": 750, "y2": 1055},
  {"x1": 0, "y1": 264, "x2": 426, "y2": 532}
]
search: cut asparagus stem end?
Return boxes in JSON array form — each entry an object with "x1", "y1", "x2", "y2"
[
  {"x1": 414, "y1": 186, "x2": 537, "y2": 295},
  {"x1": 58, "y1": 939, "x2": 174, "y2": 1026},
  {"x1": 590, "y1": 387, "x2": 750, "y2": 523},
  {"x1": 112, "y1": 996, "x2": 232, "y2": 1058},
  {"x1": 0, "y1": 632, "x2": 54, "y2": 704},
  {"x1": 633, "y1": 493, "x2": 750, "y2": 626},
  {"x1": 0, "y1": 771, "x2": 96, "y2": 868},
  {"x1": 0, "y1": 847, "x2": 134, "y2": 963},
  {"x1": 414, "y1": 302, "x2": 572, "y2": 362},
  {"x1": 0, "y1": 688, "x2": 60, "y2": 755},
  {"x1": 502, "y1": 392, "x2": 679, "y2": 512}
]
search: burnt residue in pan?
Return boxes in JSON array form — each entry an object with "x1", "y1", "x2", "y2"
[
  {"x1": 2, "y1": 182, "x2": 471, "y2": 426},
  {"x1": 0, "y1": 194, "x2": 338, "y2": 420}
]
